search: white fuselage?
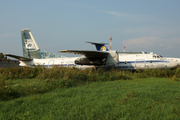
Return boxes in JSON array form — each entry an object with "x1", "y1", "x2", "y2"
[
  {"x1": 118, "y1": 53, "x2": 177, "y2": 70},
  {"x1": 19, "y1": 52, "x2": 178, "y2": 70},
  {"x1": 19, "y1": 57, "x2": 95, "y2": 69}
]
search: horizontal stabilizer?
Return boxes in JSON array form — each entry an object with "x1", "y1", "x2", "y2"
[
  {"x1": 59, "y1": 50, "x2": 109, "y2": 57},
  {"x1": 85, "y1": 41, "x2": 109, "y2": 45},
  {"x1": 4, "y1": 54, "x2": 33, "y2": 61}
]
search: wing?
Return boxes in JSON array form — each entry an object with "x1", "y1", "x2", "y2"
[
  {"x1": 59, "y1": 50, "x2": 109, "y2": 57},
  {"x1": 4, "y1": 54, "x2": 33, "y2": 61}
]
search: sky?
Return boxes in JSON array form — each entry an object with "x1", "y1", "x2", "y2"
[{"x1": 1, "y1": 0, "x2": 180, "y2": 57}]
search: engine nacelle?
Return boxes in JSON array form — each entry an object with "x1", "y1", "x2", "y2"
[
  {"x1": 74, "y1": 50, "x2": 119, "y2": 67},
  {"x1": 75, "y1": 57, "x2": 107, "y2": 65},
  {"x1": 105, "y1": 50, "x2": 119, "y2": 67}
]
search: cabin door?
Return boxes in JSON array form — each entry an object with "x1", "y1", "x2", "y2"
[
  {"x1": 135, "y1": 59, "x2": 145, "y2": 69},
  {"x1": 48, "y1": 60, "x2": 54, "y2": 67}
]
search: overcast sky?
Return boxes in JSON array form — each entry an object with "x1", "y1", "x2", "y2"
[{"x1": 1, "y1": 0, "x2": 180, "y2": 57}]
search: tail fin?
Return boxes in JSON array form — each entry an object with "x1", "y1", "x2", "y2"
[
  {"x1": 85, "y1": 41, "x2": 109, "y2": 51},
  {"x1": 21, "y1": 28, "x2": 65, "y2": 59},
  {"x1": 21, "y1": 28, "x2": 40, "y2": 58}
]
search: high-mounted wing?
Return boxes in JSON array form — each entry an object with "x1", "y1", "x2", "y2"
[
  {"x1": 59, "y1": 50, "x2": 109, "y2": 65},
  {"x1": 59, "y1": 50, "x2": 109, "y2": 57},
  {"x1": 4, "y1": 54, "x2": 33, "y2": 61}
]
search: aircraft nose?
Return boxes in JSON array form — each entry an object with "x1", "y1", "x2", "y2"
[{"x1": 169, "y1": 60, "x2": 178, "y2": 69}]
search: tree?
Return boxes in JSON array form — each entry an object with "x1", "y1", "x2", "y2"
[{"x1": 0, "y1": 52, "x2": 7, "y2": 60}]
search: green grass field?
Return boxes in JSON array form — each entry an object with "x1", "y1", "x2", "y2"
[{"x1": 1, "y1": 77, "x2": 180, "y2": 120}]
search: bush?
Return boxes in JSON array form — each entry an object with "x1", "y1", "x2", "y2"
[{"x1": 136, "y1": 69, "x2": 176, "y2": 78}]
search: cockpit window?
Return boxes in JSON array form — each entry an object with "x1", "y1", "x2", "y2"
[{"x1": 157, "y1": 55, "x2": 163, "y2": 58}]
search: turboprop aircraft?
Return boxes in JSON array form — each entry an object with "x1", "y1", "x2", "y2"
[
  {"x1": 75, "y1": 41, "x2": 178, "y2": 70},
  {"x1": 5, "y1": 28, "x2": 93, "y2": 69},
  {"x1": 5, "y1": 28, "x2": 178, "y2": 70}
]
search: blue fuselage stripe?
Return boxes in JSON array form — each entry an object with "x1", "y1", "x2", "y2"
[
  {"x1": 119, "y1": 60, "x2": 169, "y2": 64},
  {"x1": 34, "y1": 60, "x2": 169, "y2": 67}
]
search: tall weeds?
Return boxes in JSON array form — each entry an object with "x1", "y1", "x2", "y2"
[
  {"x1": 135, "y1": 68, "x2": 177, "y2": 78},
  {"x1": 0, "y1": 66, "x2": 132, "y2": 101},
  {"x1": 0, "y1": 67, "x2": 39, "y2": 79},
  {"x1": 1, "y1": 66, "x2": 180, "y2": 101},
  {"x1": 36, "y1": 66, "x2": 132, "y2": 82}
]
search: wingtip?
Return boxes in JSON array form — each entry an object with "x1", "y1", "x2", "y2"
[{"x1": 59, "y1": 50, "x2": 69, "y2": 53}]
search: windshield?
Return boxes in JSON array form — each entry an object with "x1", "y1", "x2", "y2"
[
  {"x1": 153, "y1": 54, "x2": 163, "y2": 58},
  {"x1": 158, "y1": 55, "x2": 163, "y2": 58}
]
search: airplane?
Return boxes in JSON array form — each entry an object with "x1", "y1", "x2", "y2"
[
  {"x1": 5, "y1": 28, "x2": 178, "y2": 70},
  {"x1": 84, "y1": 41, "x2": 179, "y2": 70},
  {"x1": 5, "y1": 28, "x2": 94, "y2": 69}
]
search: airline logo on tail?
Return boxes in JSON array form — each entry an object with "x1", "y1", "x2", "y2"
[
  {"x1": 100, "y1": 46, "x2": 107, "y2": 51},
  {"x1": 25, "y1": 39, "x2": 36, "y2": 50}
]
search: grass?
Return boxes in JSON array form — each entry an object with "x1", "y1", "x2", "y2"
[
  {"x1": 1, "y1": 66, "x2": 180, "y2": 119},
  {"x1": 0, "y1": 78, "x2": 180, "y2": 119},
  {"x1": 0, "y1": 67, "x2": 132, "y2": 101}
]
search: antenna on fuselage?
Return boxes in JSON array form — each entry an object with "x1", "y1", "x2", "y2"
[{"x1": 110, "y1": 36, "x2": 112, "y2": 50}]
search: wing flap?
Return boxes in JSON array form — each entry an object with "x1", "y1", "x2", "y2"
[{"x1": 4, "y1": 54, "x2": 33, "y2": 61}]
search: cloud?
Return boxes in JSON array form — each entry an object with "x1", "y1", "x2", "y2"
[
  {"x1": 102, "y1": 11, "x2": 142, "y2": 20},
  {"x1": 103, "y1": 11, "x2": 129, "y2": 17},
  {"x1": 122, "y1": 37, "x2": 180, "y2": 50},
  {"x1": 102, "y1": 11, "x2": 166, "y2": 24},
  {"x1": 0, "y1": 33, "x2": 14, "y2": 38}
]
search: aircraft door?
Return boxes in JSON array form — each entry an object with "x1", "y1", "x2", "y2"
[
  {"x1": 48, "y1": 60, "x2": 54, "y2": 67},
  {"x1": 114, "y1": 51, "x2": 119, "y2": 65},
  {"x1": 135, "y1": 59, "x2": 145, "y2": 69}
]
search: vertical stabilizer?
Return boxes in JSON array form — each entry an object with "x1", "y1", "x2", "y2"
[{"x1": 21, "y1": 28, "x2": 41, "y2": 58}]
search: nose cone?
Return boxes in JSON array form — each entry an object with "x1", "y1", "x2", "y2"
[{"x1": 169, "y1": 60, "x2": 178, "y2": 69}]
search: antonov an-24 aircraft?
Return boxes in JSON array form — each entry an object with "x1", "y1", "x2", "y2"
[{"x1": 5, "y1": 28, "x2": 178, "y2": 70}]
